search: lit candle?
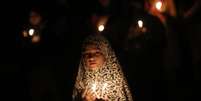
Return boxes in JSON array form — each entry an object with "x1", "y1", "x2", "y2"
[
  {"x1": 155, "y1": 1, "x2": 163, "y2": 11},
  {"x1": 138, "y1": 20, "x2": 143, "y2": 28},
  {"x1": 29, "y1": 28, "x2": 35, "y2": 36},
  {"x1": 98, "y1": 25, "x2": 104, "y2": 32}
]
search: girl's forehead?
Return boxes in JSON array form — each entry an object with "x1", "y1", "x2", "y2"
[{"x1": 84, "y1": 45, "x2": 101, "y2": 52}]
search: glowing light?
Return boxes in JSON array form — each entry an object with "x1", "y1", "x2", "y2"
[
  {"x1": 138, "y1": 20, "x2": 143, "y2": 28},
  {"x1": 155, "y1": 1, "x2": 163, "y2": 11},
  {"x1": 98, "y1": 25, "x2": 104, "y2": 32},
  {"x1": 28, "y1": 28, "x2": 34, "y2": 36}
]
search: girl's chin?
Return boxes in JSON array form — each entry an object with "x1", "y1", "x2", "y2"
[{"x1": 88, "y1": 66, "x2": 98, "y2": 70}]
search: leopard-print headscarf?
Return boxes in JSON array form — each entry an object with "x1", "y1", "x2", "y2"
[{"x1": 72, "y1": 35, "x2": 133, "y2": 101}]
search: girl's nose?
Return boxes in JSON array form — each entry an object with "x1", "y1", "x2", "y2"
[{"x1": 89, "y1": 57, "x2": 95, "y2": 61}]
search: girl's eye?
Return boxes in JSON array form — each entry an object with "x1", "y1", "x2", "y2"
[
  {"x1": 95, "y1": 52, "x2": 102, "y2": 56},
  {"x1": 83, "y1": 51, "x2": 103, "y2": 58}
]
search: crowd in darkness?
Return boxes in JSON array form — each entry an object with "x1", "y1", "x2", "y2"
[{"x1": 1, "y1": 0, "x2": 200, "y2": 101}]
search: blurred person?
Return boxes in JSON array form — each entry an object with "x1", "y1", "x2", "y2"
[
  {"x1": 144, "y1": 0, "x2": 177, "y2": 25},
  {"x1": 88, "y1": 0, "x2": 111, "y2": 34},
  {"x1": 122, "y1": 0, "x2": 168, "y2": 101},
  {"x1": 21, "y1": 8, "x2": 47, "y2": 45},
  {"x1": 86, "y1": 0, "x2": 128, "y2": 35}
]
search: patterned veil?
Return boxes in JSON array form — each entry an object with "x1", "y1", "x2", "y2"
[{"x1": 72, "y1": 35, "x2": 133, "y2": 101}]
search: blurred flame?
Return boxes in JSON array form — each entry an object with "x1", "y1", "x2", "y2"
[
  {"x1": 155, "y1": 1, "x2": 163, "y2": 11},
  {"x1": 29, "y1": 28, "x2": 35, "y2": 36},
  {"x1": 98, "y1": 25, "x2": 104, "y2": 32},
  {"x1": 96, "y1": 16, "x2": 108, "y2": 33},
  {"x1": 138, "y1": 20, "x2": 143, "y2": 28}
]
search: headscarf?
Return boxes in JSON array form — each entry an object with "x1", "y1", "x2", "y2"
[{"x1": 72, "y1": 35, "x2": 133, "y2": 101}]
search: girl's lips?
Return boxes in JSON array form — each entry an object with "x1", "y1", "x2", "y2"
[
  {"x1": 89, "y1": 62, "x2": 97, "y2": 67},
  {"x1": 89, "y1": 62, "x2": 96, "y2": 65}
]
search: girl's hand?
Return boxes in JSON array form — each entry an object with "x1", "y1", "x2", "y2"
[{"x1": 82, "y1": 89, "x2": 96, "y2": 101}]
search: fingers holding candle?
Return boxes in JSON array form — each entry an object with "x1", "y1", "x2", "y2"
[{"x1": 82, "y1": 88, "x2": 97, "y2": 101}]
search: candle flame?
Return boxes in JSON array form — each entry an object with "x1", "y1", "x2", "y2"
[
  {"x1": 138, "y1": 20, "x2": 143, "y2": 28},
  {"x1": 155, "y1": 1, "x2": 163, "y2": 11},
  {"x1": 29, "y1": 28, "x2": 35, "y2": 36},
  {"x1": 98, "y1": 25, "x2": 104, "y2": 32}
]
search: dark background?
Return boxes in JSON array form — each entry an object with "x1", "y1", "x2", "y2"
[{"x1": 1, "y1": 0, "x2": 201, "y2": 101}]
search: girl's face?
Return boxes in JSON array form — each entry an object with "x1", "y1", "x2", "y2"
[{"x1": 83, "y1": 44, "x2": 105, "y2": 71}]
